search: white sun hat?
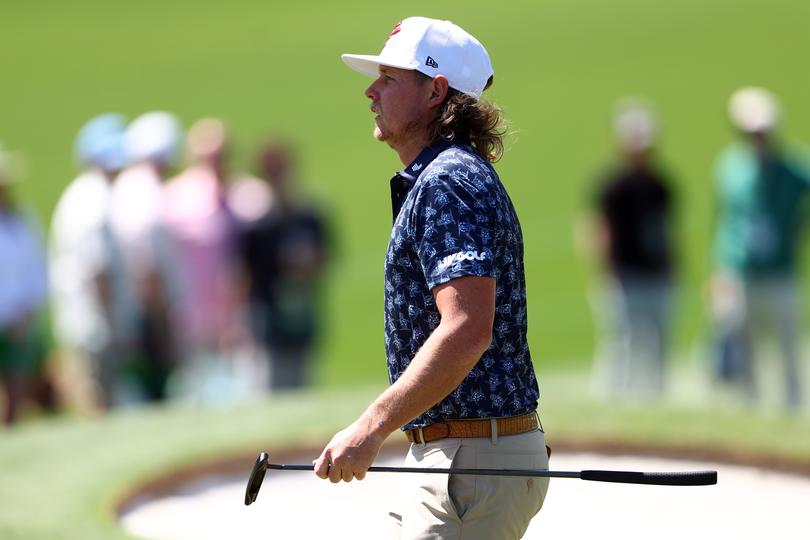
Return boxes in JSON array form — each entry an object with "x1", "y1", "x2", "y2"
[
  {"x1": 728, "y1": 86, "x2": 780, "y2": 133},
  {"x1": 341, "y1": 16, "x2": 494, "y2": 99},
  {"x1": 125, "y1": 111, "x2": 183, "y2": 166}
]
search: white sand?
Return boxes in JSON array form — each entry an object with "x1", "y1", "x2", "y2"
[{"x1": 121, "y1": 452, "x2": 810, "y2": 540}]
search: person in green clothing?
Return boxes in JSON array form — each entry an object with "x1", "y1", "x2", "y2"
[{"x1": 709, "y1": 86, "x2": 810, "y2": 412}]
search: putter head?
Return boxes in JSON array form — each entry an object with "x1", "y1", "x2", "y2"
[{"x1": 244, "y1": 452, "x2": 269, "y2": 506}]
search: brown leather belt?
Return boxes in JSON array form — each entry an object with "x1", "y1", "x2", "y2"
[{"x1": 405, "y1": 411, "x2": 540, "y2": 444}]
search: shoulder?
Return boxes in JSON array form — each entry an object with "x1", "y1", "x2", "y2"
[
  {"x1": 418, "y1": 144, "x2": 497, "y2": 197},
  {"x1": 53, "y1": 172, "x2": 108, "y2": 220},
  {"x1": 436, "y1": 144, "x2": 493, "y2": 176},
  {"x1": 595, "y1": 167, "x2": 631, "y2": 203},
  {"x1": 715, "y1": 143, "x2": 751, "y2": 170},
  {"x1": 781, "y1": 141, "x2": 810, "y2": 179},
  {"x1": 713, "y1": 143, "x2": 754, "y2": 189}
]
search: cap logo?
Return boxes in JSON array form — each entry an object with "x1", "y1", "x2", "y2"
[
  {"x1": 425, "y1": 56, "x2": 438, "y2": 68},
  {"x1": 385, "y1": 21, "x2": 402, "y2": 45}
]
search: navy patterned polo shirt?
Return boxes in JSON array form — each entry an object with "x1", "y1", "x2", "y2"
[{"x1": 384, "y1": 138, "x2": 540, "y2": 430}]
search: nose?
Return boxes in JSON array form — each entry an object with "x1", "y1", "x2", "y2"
[{"x1": 365, "y1": 77, "x2": 381, "y2": 101}]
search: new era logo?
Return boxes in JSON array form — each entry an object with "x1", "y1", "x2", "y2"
[{"x1": 426, "y1": 56, "x2": 438, "y2": 68}]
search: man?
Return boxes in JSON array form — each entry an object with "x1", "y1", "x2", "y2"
[
  {"x1": 710, "y1": 87, "x2": 810, "y2": 412},
  {"x1": 314, "y1": 17, "x2": 548, "y2": 539},
  {"x1": 0, "y1": 144, "x2": 49, "y2": 424},
  {"x1": 237, "y1": 142, "x2": 329, "y2": 390},
  {"x1": 51, "y1": 113, "x2": 132, "y2": 409},
  {"x1": 588, "y1": 100, "x2": 675, "y2": 399},
  {"x1": 109, "y1": 111, "x2": 184, "y2": 403},
  {"x1": 163, "y1": 118, "x2": 245, "y2": 397}
]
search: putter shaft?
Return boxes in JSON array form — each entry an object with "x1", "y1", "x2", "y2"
[
  {"x1": 267, "y1": 461, "x2": 718, "y2": 484},
  {"x1": 270, "y1": 462, "x2": 581, "y2": 478},
  {"x1": 246, "y1": 452, "x2": 717, "y2": 505}
]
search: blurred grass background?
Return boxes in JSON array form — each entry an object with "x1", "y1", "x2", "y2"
[
  {"x1": 3, "y1": 0, "x2": 810, "y2": 382},
  {"x1": 2, "y1": 0, "x2": 810, "y2": 537},
  {"x1": 2, "y1": 373, "x2": 810, "y2": 539}
]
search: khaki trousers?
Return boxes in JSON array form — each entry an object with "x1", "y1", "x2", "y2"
[{"x1": 388, "y1": 429, "x2": 549, "y2": 539}]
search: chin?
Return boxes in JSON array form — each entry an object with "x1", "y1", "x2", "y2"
[{"x1": 373, "y1": 125, "x2": 386, "y2": 141}]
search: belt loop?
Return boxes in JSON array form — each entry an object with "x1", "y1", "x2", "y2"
[
  {"x1": 490, "y1": 418, "x2": 498, "y2": 445},
  {"x1": 416, "y1": 427, "x2": 426, "y2": 447},
  {"x1": 534, "y1": 410, "x2": 543, "y2": 432}
]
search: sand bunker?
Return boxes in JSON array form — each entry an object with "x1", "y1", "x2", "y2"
[{"x1": 121, "y1": 451, "x2": 810, "y2": 539}]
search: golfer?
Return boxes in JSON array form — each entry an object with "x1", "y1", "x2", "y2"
[{"x1": 315, "y1": 17, "x2": 548, "y2": 538}]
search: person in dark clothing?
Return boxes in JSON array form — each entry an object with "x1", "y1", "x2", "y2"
[
  {"x1": 589, "y1": 100, "x2": 676, "y2": 398},
  {"x1": 238, "y1": 143, "x2": 329, "y2": 389}
]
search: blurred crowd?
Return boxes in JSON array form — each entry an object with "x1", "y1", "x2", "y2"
[
  {"x1": 1, "y1": 112, "x2": 330, "y2": 424},
  {"x1": 583, "y1": 86, "x2": 810, "y2": 414},
  {"x1": 2, "y1": 86, "x2": 809, "y2": 425}
]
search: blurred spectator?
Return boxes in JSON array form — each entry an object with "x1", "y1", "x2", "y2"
[
  {"x1": 235, "y1": 142, "x2": 329, "y2": 389},
  {"x1": 50, "y1": 113, "x2": 132, "y2": 409},
  {"x1": 0, "y1": 144, "x2": 51, "y2": 424},
  {"x1": 107, "y1": 111, "x2": 184, "y2": 404},
  {"x1": 583, "y1": 99, "x2": 676, "y2": 399},
  {"x1": 163, "y1": 118, "x2": 246, "y2": 398},
  {"x1": 709, "y1": 87, "x2": 810, "y2": 412}
]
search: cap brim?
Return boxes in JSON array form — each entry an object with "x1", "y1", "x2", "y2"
[{"x1": 341, "y1": 54, "x2": 417, "y2": 78}]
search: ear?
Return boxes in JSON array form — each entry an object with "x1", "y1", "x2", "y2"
[{"x1": 427, "y1": 75, "x2": 450, "y2": 108}]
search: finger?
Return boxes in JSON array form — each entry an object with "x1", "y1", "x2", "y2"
[
  {"x1": 328, "y1": 463, "x2": 342, "y2": 483},
  {"x1": 354, "y1": 469, "x2": 366, "y2": 481},
  {"x1": 313, "y1": 452, "x2": 331, "y2": 479},
  {"x1": 342, "y1": 466, "x2": 353, "y2": 483}
]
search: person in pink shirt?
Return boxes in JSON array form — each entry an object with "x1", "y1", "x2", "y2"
[{"x1": 163, "y1": 118, "x2": 244, "y2": 379}]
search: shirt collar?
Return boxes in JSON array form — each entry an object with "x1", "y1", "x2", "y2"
[{"x1": 390, "y1": 137, "x2": 468, "y2": 222}]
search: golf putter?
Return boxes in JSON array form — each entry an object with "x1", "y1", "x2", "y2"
[{"x1": 244, "y1": 452, "x2": 717, "y2": 505}]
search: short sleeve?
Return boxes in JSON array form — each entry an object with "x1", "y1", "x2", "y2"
[{"x1": 412, "y1": 172, "x2": 495, "y2": 289}]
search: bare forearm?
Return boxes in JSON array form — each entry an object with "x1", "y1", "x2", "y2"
[
  {"x1": 313, "y1": 276, "x2": 495, "y2": 482},
  {"x1": 360, "y1": 317, "x2": 491, "y2": 439}
]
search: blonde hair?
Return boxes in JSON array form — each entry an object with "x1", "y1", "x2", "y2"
[{"x1": 417, "y1": 73, "x2": 507, "y2": 162}]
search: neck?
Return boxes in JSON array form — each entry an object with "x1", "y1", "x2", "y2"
[{"x1": 394, "y1": 134, "x2": 431, "y2": 166}]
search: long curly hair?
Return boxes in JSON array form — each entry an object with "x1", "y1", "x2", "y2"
[{"x1": 421, "y1": 75, "x2": 507, "y2": 162}]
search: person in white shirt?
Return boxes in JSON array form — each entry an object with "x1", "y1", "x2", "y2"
[{"x1": 50, "y1": 113, "x2": 134, "y2": 409}]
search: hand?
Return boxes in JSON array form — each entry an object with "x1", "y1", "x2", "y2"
[{"x1": 312, "y1": 419, "x2": 386, "y2": 483}]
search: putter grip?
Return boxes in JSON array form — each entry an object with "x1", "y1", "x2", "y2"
[{"x1": 580, "y1": 470, "x2": 717, "y2": 486}]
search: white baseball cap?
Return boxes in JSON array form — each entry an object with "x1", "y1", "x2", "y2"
[
  {"x1": 728, "y1": 86, "x2": 780, "y2": 133},
  {"x1": 341, "y1": 17, "x2": 494, "y2": 99},
  {"x1": 613, "y1": 98, "x2": 658, "y2": 152}
]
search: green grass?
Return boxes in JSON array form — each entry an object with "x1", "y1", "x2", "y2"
[
  {"x1": 0, "y1": 387, "x2": 382, "y2": 540},
  {"x1": 2, "y1": 2, "x2": 810, "y2": 535},
  {"x1": 1, "y1": 370, "x2": 809, "y2": 540},
  {"x1": 3, "y1": 0, "x2": 810, "y2": 384}
]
